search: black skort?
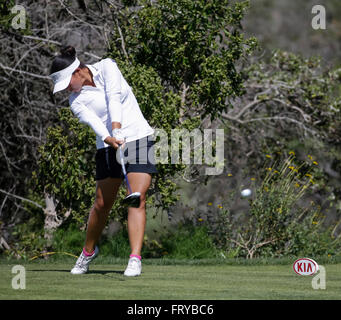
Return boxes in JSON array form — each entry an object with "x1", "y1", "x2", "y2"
[{"x1": 95, "y1": 135, "x2": 158, "y2": 181}]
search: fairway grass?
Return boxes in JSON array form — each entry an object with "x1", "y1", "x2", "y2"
[{"x1": 0, "y1": 260, "x2": 340, "y2": 300}]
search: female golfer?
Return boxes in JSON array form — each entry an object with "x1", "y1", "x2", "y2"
[{"x1": 49, "y1": 46, "x2": 157, "y2": 276}]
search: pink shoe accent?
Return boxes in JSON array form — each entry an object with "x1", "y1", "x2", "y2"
[
  {"x1": 83, "y1": 247, "x2": 95, "y2": 257},
  {"x1": 130, "y1": 254, "x2": 141, "y2": 260}
]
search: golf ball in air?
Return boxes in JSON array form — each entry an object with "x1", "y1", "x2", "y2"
[{"x1": 241, "y1": 189, "x2": 252, "y2": 197}]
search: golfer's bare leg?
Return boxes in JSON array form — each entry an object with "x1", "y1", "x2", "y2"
[
  {"x1": 84, "y1": 177, "x2": 123, "y2": 253},
  {"x1": 126, "y1": 172, "x2": 152, "y2": 256}
]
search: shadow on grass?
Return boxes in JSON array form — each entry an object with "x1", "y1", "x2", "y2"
[{"x1": 27, "y1": 269, "x2": 125, "y2": 276}]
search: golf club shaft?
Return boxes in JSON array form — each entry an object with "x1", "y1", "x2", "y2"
[{"x1": 119, "y1": 144, "x2": 133, "y2": 194}]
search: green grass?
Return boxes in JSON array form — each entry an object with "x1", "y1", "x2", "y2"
[{"x1": 0, "y1": 258, "x2": 340, "y2": 300}]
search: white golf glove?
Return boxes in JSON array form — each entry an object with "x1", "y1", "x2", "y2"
[{"x1": 112, "y1": 128, "x2": 125, "y2": 145}]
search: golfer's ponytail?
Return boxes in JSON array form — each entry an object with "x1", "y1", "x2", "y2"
[{"x1": 50, "y1": 45, "x2": 86, "y2": 74}]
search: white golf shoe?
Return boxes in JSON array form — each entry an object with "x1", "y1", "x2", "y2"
[
  {"x1": 70, "y1": 246, "x2": 99, "y2": 274},
  {"x1": 124, "y1": 257, "x2": 142, "y2": 277}
]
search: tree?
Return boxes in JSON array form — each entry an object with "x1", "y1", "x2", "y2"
[
  {"x1": 0, "y1": 0, "x2": 117, "y2": 252},
  {"x1": 219, "y1": 49, "x2": 341, "y2": 187},
  {"x1": 110, "y1": 0, "x2": 257, "y2": 122}
]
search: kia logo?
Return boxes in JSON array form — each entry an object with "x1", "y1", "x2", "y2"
[{"x1": 293, "y1": 258, "x2": 319, "y2": 276}]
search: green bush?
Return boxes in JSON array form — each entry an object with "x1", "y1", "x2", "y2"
[
  {"x1": 159, "y1": 222, "x2": 221, "y2": 259},
  {"x1": 98, "y1": 229, "x2": 132, "y2": 258},
  {"x1": 212, "y1": 154, "x2": 341, "y2": 259},
  {"x1": 9, "y1": 217, "x2": 46, "y2": 259},
  {"x1": 52, "y1": 225, "x2": 133, "y2": 258},
  {"x1": 98, "y1": 221, "x2": 221, "y2": 259},
  {"x1": 5, "y1": 217, "x2": 223, "y2": 260},
  {"x1": 52, "y1": 225, "x2": 86, "y2": 255}
]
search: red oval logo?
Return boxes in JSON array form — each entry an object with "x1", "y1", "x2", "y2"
[{"x1": 293, "y1": 258, "x2": 319, "y2": 276}]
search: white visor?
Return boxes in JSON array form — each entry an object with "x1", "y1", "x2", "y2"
[{"x1": 49, "y1": 58, "x2": 80, "y2": 94}]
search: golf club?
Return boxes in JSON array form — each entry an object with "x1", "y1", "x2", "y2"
[{"x1": 118, "y1": 143, "x2": 141, "y2": 208}]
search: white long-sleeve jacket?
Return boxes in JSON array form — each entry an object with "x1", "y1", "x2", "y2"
[{"x1": 69, "y1": 58, "x2": 154, "y2": 149}]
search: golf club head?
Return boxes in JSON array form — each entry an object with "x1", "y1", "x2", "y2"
[{"x1": 122, "y1": 192, "x2": 141, "y2": 208}]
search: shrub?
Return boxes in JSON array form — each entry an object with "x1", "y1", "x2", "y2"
[
  {"x1": 213, "y1": 154, "x2": 341, "y2": 258},
  {"x1": 98, "y1": 228, "x2": 132, "y2": 258},
  {"x1": 159, "y1": 222, "x2": 221, "y2": 259},
  {"x1": 52, "y1": 225, "x2": 86, "y2": 255}
]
